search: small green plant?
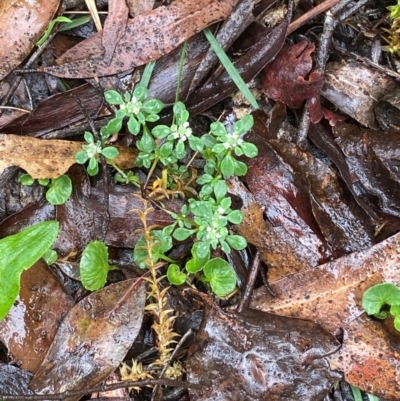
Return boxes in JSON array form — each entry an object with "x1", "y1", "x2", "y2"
[
  {"x1": 36, "y1": 16, "x2": 73, "y2": 47},
  {"x1": 19, "y1": 173, "x2": 72, "y2": 205},
  {"x1": 75, "y1": 131, "x2": 119, "y2": 176},
  {"x1": 382, "y1": 1, "x2": 400, "y2": 57},
  {"x1": 362, "y1": 282, "x2": 400, "y2": 331}
]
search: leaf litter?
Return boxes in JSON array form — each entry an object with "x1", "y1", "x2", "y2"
[{"x1": 2, "y1": 0, "x2": 400, "y2": 400}]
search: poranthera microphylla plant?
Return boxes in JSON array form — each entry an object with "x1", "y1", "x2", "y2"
[{"x1": 76, "y1": 84, "x2": 258, "y2": 297}]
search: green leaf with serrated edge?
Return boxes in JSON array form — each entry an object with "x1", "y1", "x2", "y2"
[
  {"x1": 75, "y1": 151, "x2": 89, "y2": 164},
  {"x1": 84, "y1": 131, "x2": 94, "y2": 143},
  {"x1": 227, "y1": 210, "x2": 243, "y2": 224},
  {"x1": 19, "y1": 174, "x2": 34, "y2": 186},
  {"x1": 240, "y1": 142, "x2": 258, "y2": 158},
  {"x1": 226, "y1": 235, "x2": 247, "y2": 250},
  {"x1": 133, "y1": 85, "x2": 148, "y2": 100},
  {"x1": 186, "y1": 243, "x2": 210, "y2": 273},
  {"x1": 167, "y1": 264, "x2": 186, "y2": 285},
  {"x1": 42, "y1": 249, "x2": 58, "y2": 265},
  {"x1": 80, "y1": 241, "x2": 115, "y2": 291},
  {"x1": 46, "y1": 175, "x2": 72, "y2": 205},
  {"x1": 362, "y1": 283, "x2": 400, "y2": 315},
  {"x1": 101, "y1": 146, "x2": 119, "y2": 159},
  {"x1": 0, "y1": 221, "x2": 59, "y2": 320},
  {"x1": 104, "y1": 90, "x2": 124, "y2": 105},
  {"x1": 128, "y1": 115, "x2": 140, "y2": 135},
  {"x1": 133, "y1": 231, "x2": 173, "y2": 269},
  {"x1": 221, "y1": 154, "x2": 235, "y2": 178},
  {"x1": 173, "y1": 228, "x2": 196, "y2": 241},
  {"x1": 203, "y1": 258, "x2": 236, "y2": 297}
]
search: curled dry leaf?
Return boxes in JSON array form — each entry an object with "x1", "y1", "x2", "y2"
[
  {"x1": 187, "y1": 296, "x2": 341, "y2": 401},
  {"x1": 250, "y1": 231, "x2": 400, "y2": 400},
  {"x1": 0, "y1": 261, "x2": 75, "y2": 373},
  {"x1": 29, "y1": 278, "x2": 146, "y2": 398},
  {"x1": 0, "y1": 135, "x2": 137, "y2": 179},
  {"x1": 43, "y1": 0, "x2": 240, "y2": 78},
  {"x1": 0, "y1": 0, "x2": 60, "y2": 80}
]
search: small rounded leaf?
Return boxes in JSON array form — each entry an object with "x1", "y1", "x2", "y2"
[
  {"x1": 167, "y1": 264, "x2": 186, "y2": 285},
  {"x1": 101, "y1": 146, "x2": 119, "y2": 159},
  {"x1": 362, "y1": 283, "x2": 400, "y2": 315},
  {"x1": 173, "y1": 228, "x2": 196, "y2": 241},
  {"x1": 227, "y1": 210, "x2": 243, "y2": 224},
  {"x1": 75, "y1": 151, "x2": 89, "y2": 164},
  {"x1": 104, "y1": 90, "x2": 124, "y2": 105},
  {"x1": 241, "y1": 142, "x2": 258, "y2": 158},
  {"x1": 226, "y1": 235, "x2": 247, "y2": 250},
  {"x1": 203, "y1": 258, "x2": 236, "y2": 297},
  {"x1": 19, "y1": 174, "x2": 34, "y2": 186},
  {"x1": 210, "y1": 122, "x2": 226, "y2": 136},
  {"x1": 46, "y1": 175, "x2": 72, "y2": 205},
  {"x1": 221, "y1": 154, "x2": 235, "y2": 178}
]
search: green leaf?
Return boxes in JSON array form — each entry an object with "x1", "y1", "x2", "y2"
[
  {"x1": 133, "y1": 231, "x2": 173, "y2": 269},
  {"x1": 227, "y1": 210, "x2": 243, "y2": 224},
  {"x1": 133, "y1": 85, "x2": 148, "y2": 100},
  {"x1": 104, "y1": 90, "x2": 124, "y2": 105},
  {"x1": 38, "y1": 179, "x2": 50, "y2": 186},
  {"x1": 19, "y1": 174, "x2": 35, "y2": 186},
  {"x1": 46, "y1": 175, "x2": 72, "y2": 205},
  {"x1": 0, "y1": 221, "x2": 59, "y2": 320},
  {"x1": 75, "y1": 151, "x2": 89, "y2": 164},
  {"x1": 84, "y1": 131, "x2": 94, "y2": 143},
  {"x1": 186, "y1": 243, "x2": 210, "y2": 273},
  {"x1": 101, "y1": 146, "x2": 119, "y2": 159},
  {"x1": 226, "y1": 235, "x2": 247, "y2": 250},
  {"x1": 193, "y1": 241, "x2": 210, "y2": 260},
  {"x1": 146, "y1": 114, "x2": 160, "y2": 123},
  {"x1": 233, "y1": 159, "x2": 248, "y2": 176},
  {"x1": 128, "y1": 115, "x2": 140, "y2": 135},
  {"x1": 240, "y1": 142, "x2": 258, "y2": 158},
  {"x1": 188, "y1": 136, "x2": 204, "y2": 152},
  {"x1": 234, "y1": 114, "x2": 253, "y2": 135},
  {"x1": 203, "y1": 258, "x2": 236, "y2": 297},
  {"x1": 221, "y1": 154, "x2": 235, "y2": 178},
  {"x1": 152, "y1": 125, "x2": 171, "y2": 138},
  {"x1": 36, "y1": 16, "x2": 73, "y2": 47},
  {"x1": 87, "y1": 160, "x2": 99, "y2": 176},
  {"x1": 80, "y1": 241, "x2": 115, "y2": 291},
  {"x1": 213, "y1": 180, "x2": 227, "y2": 201},
  {"x1": 142, "y1": 98, "x2": 164, "y2": 114},
  {"x1": 42, "y1": 249, "x2": 58, "y2": 265},
  {"x1": 362, "y1": 283, "x2": 400, "y2": 315},
  {"x1": 203, "y1": 28, "x2": 259, "y2": 110},
  {"x1": 210, "y1": 122, "x2": 226, "y2": 136},
  {"x1": 106, "y1": 117, "x2": 123, "y2": 134},
  {"x1": 167, "y1": 264, "x2": 186, "y2": 285},
  {"x1": 173, "y1": 228, "x2": 196, "y2": 241},
  {"x1": 350, "y1": 385, "x2": 363, "y2": 401}
]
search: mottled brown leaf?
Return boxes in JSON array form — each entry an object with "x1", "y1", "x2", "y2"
[
  {"x1": 43, "y1": 0, "x2": 240, "y2": 78},
  {"x1": 263, "y1": 41, "x2": 324, "y2": 110},
  {"x1": 250, "y1": 232, "x2": 400, "y2": 400},
  {"x1": 0, "y1": 261, "x2": 75, "y2": 373},
  {"x1": 187, "y1": 297, "x2": 341, "y2": 401},
  {"x1": 0, "y1": 135, "x2": 136, "y2": 179},
  {"x1": 29, "y1": 278, "x2": 146, "y2": 397},
  {"x1": 0, "y1": 0, "x2": 59, "y2": 80}
]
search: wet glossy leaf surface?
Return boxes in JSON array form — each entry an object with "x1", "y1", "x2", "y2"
[
  {"x1": 0, "y1": 261, "x2": 75, "y2": 372},
  {"x1": 29, "y1": 278, "x2": 146, "y2": 396},
  {"x1": 187, "y1": 298, "x2": 341, "y2": 401}
]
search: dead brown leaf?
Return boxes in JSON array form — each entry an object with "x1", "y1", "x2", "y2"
[
  {"x1": 0, "y1": 0, "x2": 60, "y2": 80},
  {"x1": 43, "y1": 0, "x2": 240, "y2": 78},
  {"x1": 126, "y1": 0, "x2": 154, "y2": 17},
  {"x1": 250, "y1": 231, "x2": 400, "y2": 399},
  {"x1": 0, "y1": 261, "x2": 75, "y2": 373},
  {"x1": 0, "y1": 135, "x2": 137, "y2": 179}
]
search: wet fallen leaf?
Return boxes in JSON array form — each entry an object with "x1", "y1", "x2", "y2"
[
  {"x1": 0, "y1": 261, "x2": 75, "y2": 372},
  {"x1": 0, "y1": 0, "x2": 59, "y2": 80},
  {"x1": 29, "y1": 278, "x2": 146, "y2": 397},
  {"x1": 0, "y1": 135, "x2": 137, "y2": 179},
  {"x1": 250, "y1": 231, "x2": 400, "y2": 400},
  {"x1": 0, "y1": 84, "x2": 104, "y2": 137},
  {"x1": 334, "y1": 122, "x2": 400, "y2": 219},
  {"x1": 126, "y1": 0, "x2": 154, "y2": 17},
  {"x1": 262, "y1": 41, "x2": 324, "y2": 117},
  {"x1": 187, "y1": 296, "x2": 341, "y2": 401},
  {"x1": 43, "y1": 0, "x2": 240, "y2": 78},
  {"x1": 0, "y1": 363, "x2": 33, "y2": 395}
]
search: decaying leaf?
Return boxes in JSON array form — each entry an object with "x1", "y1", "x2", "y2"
[
  {"x1": 187, "y1": 296, "x2": 341, "y2": 401},
  {"x1": 0, "y1": 363, "x2": 33, "y2": 396},
  {"x1": 29, "y1": 278, "x2": 146, "y2": 397},
  {"x1": 43, "y1": 0, "x2": 240, "y2": 78},
  {"x1": 126, "y1": 0, "x2": 154, "y2": 17},
  {"x1": 334, "y1": 122, "x2": 400, "y2": 219},
  {"x1": 0, "y1": 261, "x2": 75, "y2": 373},
  {"x1": 262, "y1": 41, "x2": 324, "y2": 113},
  {"x1": 0, "y1": 135, "x2": 137, "y2": 179},
  {"x1": 250, "y1": 231, "x2": 400, "y2": 400},
  {"x1": 0, "y1": 0, "x2": 60, "y2": 80}
]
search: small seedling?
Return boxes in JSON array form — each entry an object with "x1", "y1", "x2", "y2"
[
  {"x1": 19, "y1": 173, "x2": 72, "y2": 205},
  {"x1": 362, "y1": 282, "x2": 400, "y2": 331}
]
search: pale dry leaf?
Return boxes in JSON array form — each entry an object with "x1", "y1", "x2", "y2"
[
  {"x1": 0, "y1": 0, "x2": 60, "y2": 80},
  {"x1": 0, "y1": 135, "x2": 137, "y2": 179}
]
